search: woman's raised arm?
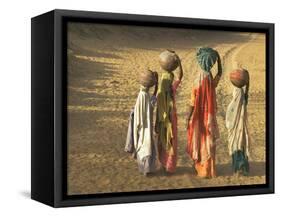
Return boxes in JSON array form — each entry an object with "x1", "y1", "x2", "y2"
[
  {"x1": 245, "y1": 78, "x2": 250, "y2": 106},
  {"x1": 153, "y1": 71, "x2": 158, "y2": 96},
  {"x1": 213, "y1": 53, "x2": 222, "y2": 88},
  {"x1": 176, "y1": 54, "x2": 183, "y2": 81}
]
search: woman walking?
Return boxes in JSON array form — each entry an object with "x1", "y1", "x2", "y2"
[
  {"x1": 125, "y1": 69, "x2": 158, "y2": 176},
  {"x1": 226, "y1": 69, "x2": 250, "y2": 176},
  {"x1": 156, "y1": 50, "x2": 183, "y2": 173},
  {"x1": 186, "y1": 47, "x2": 222, "y2": 178}
]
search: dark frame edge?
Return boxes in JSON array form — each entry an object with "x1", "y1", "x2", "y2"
[
  {"x1": 31, "y1": 10, "x2": 56, "y2": 207},
  {"x1": 55, "y1": 186, "x2": 272, "y2": 207},
  {"x1": 267, "y1": 23, "x2": 275, "y2": 194},
  {"x1": 53, "y1": 9, "x2": 274, "y2": 27}
]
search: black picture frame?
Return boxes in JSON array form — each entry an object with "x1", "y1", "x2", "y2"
[{"x1": 31, "y1": 9, "x2": 274, "y2": 207}]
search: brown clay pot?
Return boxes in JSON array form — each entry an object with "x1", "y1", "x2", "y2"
[
  {"x1": 139, "y1": 70, "x2": 156, "y2": 88},
  {"x1": 159, "y1": 50, "x2": 179, "y2": 72},
  {"x1": 229, "y1": 68, "x2": 249, "y2": 88}
]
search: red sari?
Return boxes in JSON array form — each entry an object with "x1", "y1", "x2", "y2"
[{"x1": 187, "y1": 71, "x2": 219, "y2": 178}]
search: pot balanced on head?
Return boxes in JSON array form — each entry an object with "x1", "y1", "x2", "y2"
[
  {"x1": 139, "y1": 69, "x2": 157, "y2": 88},
  {"x1": 159, "y1": 50, "x2": 179, "y2": 72},
  {"x1": 229, "y1": 68, "x2": 250, "y2": 88}
]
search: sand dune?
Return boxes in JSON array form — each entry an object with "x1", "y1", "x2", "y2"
[{"x1": 67, "y1": 23, "x2": 266, "y2": 195}]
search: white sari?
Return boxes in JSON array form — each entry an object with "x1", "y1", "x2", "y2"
[
  {"x1": 133, "y1": 86, "x2": 156, "y2": 174},
  {"x1": 226, "y1": 87, "x2": 250, "y2": 157}
]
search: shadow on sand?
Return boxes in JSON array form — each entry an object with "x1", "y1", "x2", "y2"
[
  {"x1": 217, "y1": 161, "x2": 265, "y2": 177},
  {"x1": 69, "y1": 22, "x2": 254, "y2": 51},
  {"x1": 152, "y1": 162, "x2": 265, "y2": 178}
]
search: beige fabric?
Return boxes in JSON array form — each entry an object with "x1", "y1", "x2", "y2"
[
  {"x1": 225, "y1": 87, "x2": 250, "y2": 157},
  {"x1": 133, "y1": 87, "x2": 154, "y2": 161}
]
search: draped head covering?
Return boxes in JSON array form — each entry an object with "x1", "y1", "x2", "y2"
[
  {"x1": 196, "y1": 47, "x2": 218, "y2": 72},
  {"x1": 187, "y1": 47, "x2": 220, "y2": 163}
]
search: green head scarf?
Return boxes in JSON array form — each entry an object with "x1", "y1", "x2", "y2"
[{"x1": 196, "y1": 47, "x2": 218, "y2": 72}]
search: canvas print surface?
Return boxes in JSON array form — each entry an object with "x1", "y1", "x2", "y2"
[{"x1": 67, "y1": 22, "x2": 266, "y2": 195}]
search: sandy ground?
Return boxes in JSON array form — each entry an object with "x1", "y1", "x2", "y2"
[{"x1": 67, "y1": 23, "x2": 266, "y2": 195}]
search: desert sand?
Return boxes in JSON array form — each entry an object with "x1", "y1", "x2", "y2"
[{"x1": 67, "y1": 23, "x2": 266, "y2": 195}]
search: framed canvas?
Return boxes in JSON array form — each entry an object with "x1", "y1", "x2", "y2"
[{"x1": 31, "y1": 9, "x2": 274, "y2": 207}]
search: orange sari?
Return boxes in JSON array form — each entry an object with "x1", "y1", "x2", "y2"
[{"x1": 187, "y1": 71, "x2": 219, "y2": 178}]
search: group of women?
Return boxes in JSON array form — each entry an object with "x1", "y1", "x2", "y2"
[{"x1": 125, "y1": 47, "x2": 250, "y2": 178}]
